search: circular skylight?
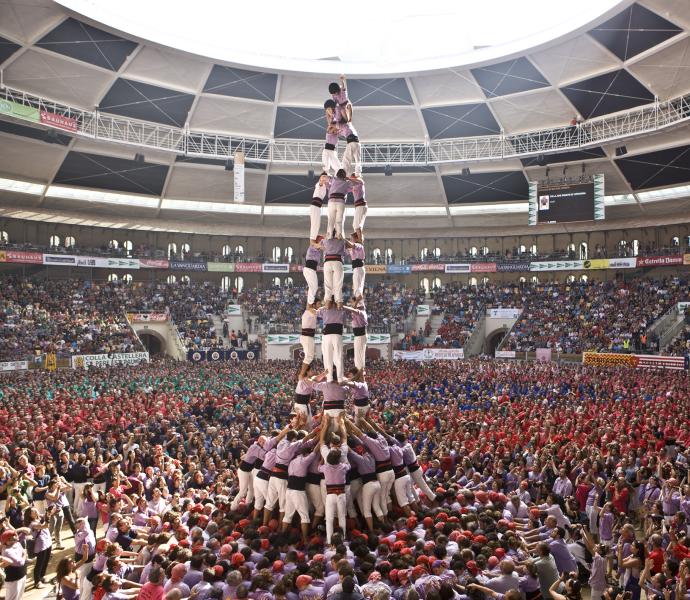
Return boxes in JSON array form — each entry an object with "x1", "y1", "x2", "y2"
[{"x1": 56, "y1": 0, "x2": 625, "y2": 75}]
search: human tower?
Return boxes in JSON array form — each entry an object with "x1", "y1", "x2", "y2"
[{"x1": 230, "y1": 76, "x2": 437, "y2": 545}]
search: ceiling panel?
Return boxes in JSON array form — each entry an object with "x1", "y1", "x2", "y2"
[
  {"x1": 189, "y1": 95, "x2": 275, "y2": 137},
  {"x1": 123, "y1": 46, "x2": 210, "y2": 93},
  {"x1": 560, "y1": 69, "x2": 655, "y2": 119},
  {"x1": 421, "y1": 103, "x2": 500, "y2": 139},
  {"x1": 520, "y1": 147, "x2": 607, "y2": 166},
  {"x1": 203, "y1": 65, "x2": 277, "y2": 101},
  {"x1": 0, "y1": 119, "x2": 71, "y2": 146},
  {"x1": 628, "y1": 36, "x2": 690, "y2": 99},
  {"x1": 490, "y1": 89, "x2": 576, "y2": 134},
  {"x1": 530, "y1": 35, "x2": 619, "y2": 88},
  {"x1": 3, "y1": 49, "x2": 114, "y2": 108},
  {"x1": 0, "y1": 35, "x2": 20, "y2": 66},
  {"x1": 0, "y1": 0, "x2": 64, "y2": 45},
  {"x1": 588, "y1": 2, "x2": 682, "y2": 61},
  {"x1": 36, "y1": 17, "x2": 138, "y2": 71},
  {"x1": 410, "y1": 71, "x2": 485, "y2": 106},
  {"x1": 278, "y1": 75, "x2": 330, "y2": 106},
  {"x1": 442, "y1": 170, "x2": 529, "y2": 204},
  {"x1": 54, "y1": 151, "x2": 169, "y2": 196},
  {"x1": 352, "y1": 107, "x2": 426, "y2": 141},
  {"x1": 471, "y1": 57, "x2": 549, "y2": 98},
  {"x1": 363, "y1": 174, "x2": 446, "y2": 205},
  {"x1": 166, "y1": 163, "x2": 264, "y2": 202},
  {"x1": 346, "y1": 78, "x2": 413, "y2": 106},
  {"x1": 616, "y1": 144, "x2": 690, "y2": 189},
  {"x1": 265, "y1": 174, "x2": 321, "y2": 204},
  {"x1": 274, "y1": 106, "x2": 324, "y2": 139},
  {"x1": 99, "y1": 78, "x2": 195, "y2": 127},
  {"x1": 0, "y1": 132, "x2": 68, "y2": 180}
]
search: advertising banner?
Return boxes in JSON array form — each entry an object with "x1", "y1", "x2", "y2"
[
  {"x1": 75, "y1": 256, "x2": 106, "y2": 268},
  {"x1": 0, "y1": 250, "x2": 5, "y2": 262},
  {"x1": 487, "y1": 308, "x2": 521, "y2": 319},
  {"x1": 444, "y1": 263, "x2": 470, "y2": 274},
  {"x1": 266, "y1": 333, "x2": 391, "y2": 345},
  {"x1": 684, "y1": 254, "x2": 690, "y2": 266},
  {"x1": 290, "y1": 264, "x2": 304, "y2": 273},
  {"x1": 411, "y1": 263, "x2": 445, "y2": 272},
  {"x1": 637, "y1": 255, "x2": 683, "y2": 267},
  {"x1": 187, "y1": 349, "x2": 258, "y2": 362},
  {"x1": 226, "y1": 305, "x2": 242, "y2": 316},
  {"x1": 74, "y1": 256, "x2": 140, "y2": 269},
  {"x1": 0, "y1": 99, "x2": 39, "y2": 123},
  {"x1": 0, "y1": 360, "x2": 29, "y2": 372},
  {"x1": 235, "y1": 262, "x2": 262, "y2": 273},
  {"x1": 582, "y1": 259, "x2": 609, "y2": 270},
  {"x1": 387, "y1": 264, "x2": 412, "y2": 274},
  {"x1": 496, "y1": 261, "x2": 531, "y2": 272},
  {"x1": 72, "y1": 351, "x2": 149, "y2": 368},
  {"x1": 365, "y1": 264, "x2": 387, "y2": 274},
  {"x1": 393, "y1": 348, "x2": 464, "y2": 361},
  {"x1": 170, "y1": 260, "x2": 207, "y2": 271},
  {"x1": 207, "y1": 262, "x2": 235, "y2": 272},
  {"x1": 139, "y1": 258, "x2": 169, "y2": 269},
  {"x1": 470, "y1": 262, "x2": 497, "y2": 273},
  {"x1": 262, "y1": 263, "x2": 290, "y2": 273},
  {"x1": 43, "y1": 254, "x2": 76, "y2": 265},
  {"x1": 127, "y1": 313, "x2": 167, "y2": 323},
  {"x1": 530, "y1": 260, "x2": 583, "y2": 272},
  {"x1": 536, "y1": 348, "x2": 552, "y2": 362},
  {"x1": 607, "y1": 257, "x2": 637, "y2": 269},
  {"x1": 495, "y1": 350, "x2": 516, "y2": 359},
  {"x1": 416, "y1": 305, "x2": 430, "y2": 316},
  {"x1": 5, "y1": 250, "x2": 43, "y2": 264},
  {"x1": 583, "y1": 352, "x2": 686, "y2": 371},
  {"x1": 40, "y1": 110, "x2": 78, "y2": 132}
]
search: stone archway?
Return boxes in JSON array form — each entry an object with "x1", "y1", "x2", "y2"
[{"x1": 138, "y1": 330, "x2": 167, "y2": 357}]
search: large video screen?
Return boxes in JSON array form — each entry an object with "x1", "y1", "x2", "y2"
[{"x1": 529, "y1": 174, "x2": 604, "y2": 225}]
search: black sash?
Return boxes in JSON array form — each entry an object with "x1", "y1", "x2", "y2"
[
  {"x1": 287, "y1": 475, "x2": 307, "y2": 491},
  {"x1": 305, "y1": 260, "x2": 318, "y2": 270},
  {"x1": 240, "y1": 460, "x2": 254, "y2": 472},
  {"x1": 353, "y1": 326, "x2": 366, "y2": 337},
  {"x1": 323, "y1": 324, "x2": 343, "y2": 335},
  {"x1": 352, "y1": 259, "x2": 364, "y2": 268}
]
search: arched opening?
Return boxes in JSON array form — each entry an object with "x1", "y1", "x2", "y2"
[
  {"x1": 107, "y1": 273, "x2": 118, "y2": 282},
  {"x1": 372, "y1": 248, "x2": 382, "y2": 263},
  {"x1": 420, "y1": 247, "x2": 429, "y2": 260},
  {"x1": 671, "y1": 236, "x2": 680, "y2": 247},
  {"x1": 234, "y1": 276, "x2": 244, "y2": 293},
  {"x1": 517, "y1": 244, "x2": 526, "y2": 255},
  {"x1": 618, "y1": 240, "x2": 628, "y2": 256},
  {"x1": 631, "y1": 239, "x2": 639, "y2": 256},
  {"x1": 49, "y1": 235, "x2": 60, "y2": 248},
  {"x1": 481, "y1": 246, "x2": 490, "y2": 256},
  {"x1": 485, "y1": 329, "x2": 509, "y2": 356},
  {"x1": 432, "y1": 277, "x2": 442, "y2": 290},
  {"x1": 385, "y1": 248, "x2": 393, "y2": 264},
  {"x1": 138, "y1": 332, "x2": 166, "y2": 357},
  {"x1": 180, "y1": 243, "x2": 191, "y2": 260},
  {"x1": 469, "y1": 246, "x2": 478, "y2": 257},
  {"x1": 0, "y1": 231, "x2": 8, "y2": 244},
  {"x1": 579, "y1": 241, "x2": 588, "y2": 260},
  {"x1": 123, "y1": 240, "x2": 133, "y2": 256},
  {"x1": 235, "y1": 244, "x2": 244, "y2": 256},
  {"x1": 566, "y1": 242, "x2": 576, "y2": 258},
  {"x1": 531, "y1": 276, "x2": 539, "y2": 284},
  {"x1": 433, "y1": 247, "x2": 441, "y2": 259},
  {"x1": 222, "y1": 244, "x2": 232, "y2": 257},
  {"x1": 221, "y1": 275, "x2": 232, "y2": 291},
  {"x1": 108, "y1": 239, "x2": 119, "y2": 250},
  {"x1": 180, "y1": 275, "x2": 191, "y2": 285},
  {"x1": 482, "y1": 276, "x2": 490, "y2": 285},
  {"x1": 64, "y1": 236, "x2": 76, "y2": 249},
  {"x1": 167, "y1": 242, "x2": 177, "y2": 259},
  {"x1": 285, "y1": 276, "x2": 294, "y2": 287},
  {"x1": 519, "y1": 276, "x2": 526, "y2": 283},
  {"x1": 529, "y1": 244, "x2": 537, "y2": 256},
  {"x1": 566, "y1": 275, "x2": 576, "y2": 283},
  {"x1": 271, "y1": 246, "x2": 281, "y2": 262},
  {"x1": 580, "y1": 274, "x2": 588, "y2": 283},
  {"x1": 122, "y1": 273, "x2": 133, "y2": 284},
  {"x1": 167, "y1": 274, "x2": 177, "y2": 284},
  {"x1": 420, "y1": 277, "x2": 430, "y2": 293},
  {"x1": 284, "y1": 246, "x2": 294, "y2": 263},
  {"x1": 272, "y1": 276, "x2": 281, "y2": 287},
  {"x1": 469, "y1": 276, "x2": 478, "y2": 286}
]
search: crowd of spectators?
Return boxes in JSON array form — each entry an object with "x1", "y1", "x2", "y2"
[{"x1": 0, "y1": 358, "x2": 689, "y2": 600}]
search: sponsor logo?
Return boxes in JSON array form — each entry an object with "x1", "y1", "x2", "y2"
[
  {"x1": 170, "y1": 260, "x2": 207, "y2": 271},
  {"x1": 470, "y1": 262, "x2": 496, "y2": 273},
  {"x1": 411, "y1": 263, "x2": 445, "y2": 272},
  {"x1": 139, "y1": 259, "x2": 169, "y2": 269},
  {"x1": 6, "y1": 251, "x2": 43, "y2": 264},
  {"x1": 43, "y1": 254, "x2": 76, "y2": 265},
  {"x1": 496, "y1": 262, "x2": 530, "y2": 272},
  {"x1": 40, "y1": 110, "x2": 78, "y2": 132},
  {"x1": 444, "y1": 263, "x2": 470, "y2": 273},
  {"x1": 235, "y1": 262, "x2": 262, "y2": 272},
  {"x1": 262, "y1": 263, "x2": 290, "y2": 273},
  {"x1": 637, "y1": 255, "x2": 683, "y2": 267},
  {"x1": 365, "y1": 264, "x2": 386, "y2": 274}
]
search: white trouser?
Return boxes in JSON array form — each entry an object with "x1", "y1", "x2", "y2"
[
  {"x1": 394, "y1": 474, "x2": 413, "y2": 507},
  {"x1": 5, "y1": 577, "x2": 26, "y2": 600},
  {"x1": 347, "y1": 478, "x2": 362, "y2": 518},
  {"x1": 410, "y1": 467, "x2": 437, "y2": 502},
  {"x1": 301, "y1": 335, "x2": 315, "y2": 365},
  {"x1": 78, "y1": 561, "x2": 92, "y2": 598},
  {"x1": 353, "y1": 334, "x2": 366, "y2": 371},
  {"x1": 310, "y1": 204, "x2": 322, "y2": 240},
  {"x1": 321, "y1": 333, "x2": 343, "y2": 382},
  {"x1": 322, "y1": 148, "x2": 341, "y2": 177},
  {"x1": 283, "y1": 489, "x2": 311, "y2": 524},
  {"x1": 327, "y1": 201, "x2": 345, "y2": 239},
  {"x1": 586, "y1": 505, "x2": 598, "y2": 534},
  {"x1": 73, "y1": 482, "x2": 87, "y2": 516},
  {"x1": 377, "y1": 470, "x2": 396, "y2": 514},
  {"x1": 352, "y1": 266, "x2": 365, "y2": 300},
  {"x1": 358, "y1": 479, "x2": 384, "y2": 518},
  {"x1": 306, "y1": 482, "x2": 324, "y2": 517},
  {"x1": 353, "y1": 205, "x2": 367, "y2": 233},
  {"x1": 325, "y1": 492, "x2": 347, "y2": 543},
  {"x1": 342, "y1": 141, "x2": 361, "y2": 177},
  {"x1": 265, "y1": 477, "x2": 287, "y2": 512},
  {"x1": 231, "y1": 469, "x2": 254, "y2": 510},
  {"x1": 303, "y1": 268, "x2": 318, "y2": 306},
  {"x1": 253, "y1": 474, "x2": 269, "y2": 511},
  {"x1": 323, "y1": 260, "x2": 344, "y2": 304}
]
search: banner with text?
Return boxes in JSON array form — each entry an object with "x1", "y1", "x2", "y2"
[
  {"x1": 127, "y1": 312, "x2": 167, "y2": 323},
  {"x1": 365, "y1": 264, "x2": 387, "y2": 274},
  {"x1": 0, "y1": 99, "x2": 39, "y2": 123},
  {"x1": 536, "y1": 348, "x2": 552, "y2": 362},
  {"x1": 207, "y1": 262, "x2": 235, "y2": 272},
  {"x1": 139, "y1": 258, "x2": 169, "y2": 269},
  {"x1": 496, "y1": 261, "x2": 531, "y2": 272},
  {"x1": 637, "y1": 255, "x2": 684, "y2": 267},
  {"x1": 487, "y1": 308, "x2": 521, "y2": 319},
  {"x1": 72, "y1": 351, "x2": 149, "y2": 368},
  {"x1": 495, "y1": 350, "x2": 516, "y2": 359},
  {"x1": 684, "y1": 254, "x2": 690, "y2": 266},
  {"x1": 411, "y1": 263, "x2": 445, "y2": 272},
  {"x1": 226, "y1": 305, "x2": 242, "y2": 316},
  {"x1": 607, "y1": 257, "x2": 637, "y2": 269},
  {"x1": 5, "y1": 250, "x2": 43, "y2": 264},
  {"x1": 583, "y1": 352, "x2": 686, "y2": 371},
  {"x1": 387, "y1": 264, "x2": 412, "y2": 274},
  {"x1": 170, "y1": 260, "x2": 207, "y2": 271},
  {"x1": 393, "y1": 348, "x2": 464, "y2": 361},
  {"x1": 470, "y1": 262, "x2": 497, "y2": 273},
  {"x1": 262, "y1": 263, "x2": 290, "y2": 273},
  {"x1": 444, "y1": 263, "x2": 471, "y2": 274},
  {"x1": 416, "y1": 305, "x2": 431, "y2": 316},
  {"x1": 0, "y1": 360, "x2": 29, "y2": 372},
  {"x1": 235, "y1": 262, "x2": 262, "y2": 272},
  {"x1": 75, "y1": 256, "x2": 140, "y2": 269},
  {"x1": 530, "y1": 260, "x2": 584, "y2": 272},
  {"x1": 40, "y1": 110, "x2": 78, "y2": 132},
  {"x1": 267, "y1": 333, "x2": 391, "y2": 345}
]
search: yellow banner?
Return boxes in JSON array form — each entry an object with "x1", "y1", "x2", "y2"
[
  {"x1": 365, "y1": 264, "x2": 387, "y2": 274},
  {"x1": 684, "y1": 254, "x2": 690, "y2": 265},
  {"x1": 582, "y1": 259, "x2": 609, "y2": 270},
  {"x1": 0, "y1": 250, "x2": 6, "y2": 262},
  {"x1": 582, "y1": 352, "x2": 636, "y2": 368},
  {"x1": 44, "y1": 352, "x2": 57, "y2": 372}
]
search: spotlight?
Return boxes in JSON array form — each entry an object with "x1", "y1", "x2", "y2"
[
  {"x1": 134, "y1": 153, "x2": 145, "y2": 164},
  {"x1": 615, "y1": 145, "x2": 627, "y2": 157},
  {"x1": 461, "y1": 167, "x2": 471, "y2": 176},
  {"x1": 224, "y1": 158, "x2": 234, "y2": 172},
  {"x1": 307, "y1": 169, "x2": 315, "y2": 180},
  {"x1": 384, "y1": 165, "x2": 392, "y2": 176},
  {"x1": 537, "y1": 154, "x2": 546, "y2": 166}
]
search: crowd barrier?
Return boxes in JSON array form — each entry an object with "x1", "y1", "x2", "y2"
[{"x1": 1, "y1": 251, "x2": 689, "y2": 274}]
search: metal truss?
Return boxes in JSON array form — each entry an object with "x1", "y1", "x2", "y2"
[{"x1": 1, "y1": 85, "x2": 689, "y2": 166}]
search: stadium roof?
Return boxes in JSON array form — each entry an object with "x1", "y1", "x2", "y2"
[{"x1": 0, "y1": 0, "x2": 689, "y2": 238}]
